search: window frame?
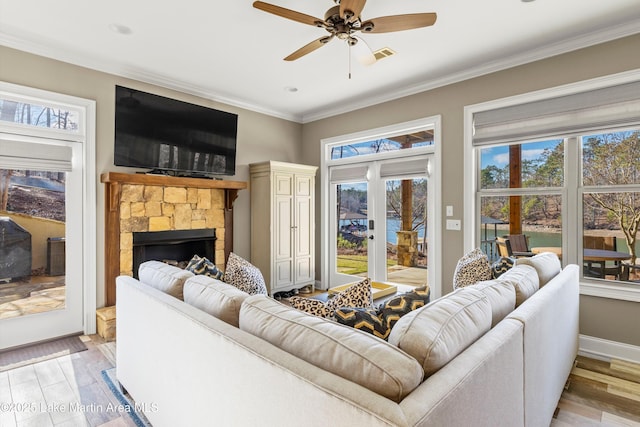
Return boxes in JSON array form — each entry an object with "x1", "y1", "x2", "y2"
[{"x1": 464, "y1": 70, "x2": 640, "y2": 303}]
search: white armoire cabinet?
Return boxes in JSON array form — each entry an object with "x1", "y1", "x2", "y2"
[{"x1": 250, "y1": 161, "x2": 318, "y2": 295}]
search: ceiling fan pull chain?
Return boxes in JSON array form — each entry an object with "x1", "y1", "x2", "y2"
[{"x1": 348, "y1": 43, "x2": 352, "y2": 79}]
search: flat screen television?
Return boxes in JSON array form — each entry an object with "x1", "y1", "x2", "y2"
[{"x1": 114, "y1": 85, "x2": 238, "y2": 177}]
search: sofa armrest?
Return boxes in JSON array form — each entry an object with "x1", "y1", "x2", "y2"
[
  {"x1": 400, "y1": 319, "x2": 525, "y2": 427},
  {"x1": 507, "y1": 264, "x2": 579, "y2": 427}
]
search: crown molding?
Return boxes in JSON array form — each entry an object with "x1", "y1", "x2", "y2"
[
  {"x1": 1, "y1": 18, "x2": 639, "y2": 125},
  {"x1": 300, "y1": 18, "x2": 640, "y2": 123},
  {"x1": 0, "y1": 26, "x2": 302, "y2": 123}
]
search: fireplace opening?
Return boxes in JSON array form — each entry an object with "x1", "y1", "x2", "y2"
[{"x1": 132, "y1": 228, "x2": 216, "y2": 278}]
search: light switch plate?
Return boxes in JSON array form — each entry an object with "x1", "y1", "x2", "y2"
[
  {"x1": 446, "y1": 219, "x2": 461, "y2": 231},
  {"x1": 446, "y1": 205, "x2": 453, "y2": 217}
]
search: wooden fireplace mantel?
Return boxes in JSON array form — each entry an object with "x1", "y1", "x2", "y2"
[{"x1": 101, "y1": 172, "x2": 247, "y2": 306}]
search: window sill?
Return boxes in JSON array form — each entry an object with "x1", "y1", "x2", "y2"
[{"x1": 580, "y1": 280, "x2": 640, "y2": 302}]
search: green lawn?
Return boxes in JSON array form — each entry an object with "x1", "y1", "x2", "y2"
[{"x1": 337, "y1": 254, "x2": 396, "y2": 275}]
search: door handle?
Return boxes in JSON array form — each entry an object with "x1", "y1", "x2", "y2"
[{"x1": 369, "y1": 235, "x2": 374, "y2": 240}]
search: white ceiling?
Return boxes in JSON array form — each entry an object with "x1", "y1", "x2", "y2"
[{"x1": 1, "y1": 0, "x2": 639, "y2": 123}]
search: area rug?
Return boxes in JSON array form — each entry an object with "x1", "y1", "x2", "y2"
[
  {"x1": 101, "y1": 368, "x2": 151, "y2": 427},
  {"x1": 0, "y1": 335, "x2": 87, "y2": 372}
]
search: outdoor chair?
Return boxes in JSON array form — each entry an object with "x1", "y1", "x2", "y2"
[
  {"x1": 504, "y1": 234, "x2": 535, "y2": 257},
  {"x1": 496, "y1": 235, "x2": 534, "y2": 258}
]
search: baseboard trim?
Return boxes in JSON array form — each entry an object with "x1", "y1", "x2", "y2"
[{"x1": 579, "y1": 334, "x2": 640, "y2": 363}]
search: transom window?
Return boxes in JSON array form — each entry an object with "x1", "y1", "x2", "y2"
[
  {"x1": 0, "y1": 98, "x2": 80, "y2": 132},
  {"x1": 330, "y1": 130, "x2": 434, "y2": 160}
]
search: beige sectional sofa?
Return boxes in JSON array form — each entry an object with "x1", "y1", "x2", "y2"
[{"x1": 116, "y1": 254, "x2": 579, "y2": 427}]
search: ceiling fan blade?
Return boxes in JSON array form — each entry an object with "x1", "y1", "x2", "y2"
[
  {"x1": 284, "y1": 36, "x2": 333, "y2": 61},
  {"x1": 253, "y1": 1, "x2": 323, "y2": 27},
  {"x1": 340, "y1": 0, "x2": 367, "y2": 23},
  {"x1": 362, "y1": 13, "x2": 437, "y2": 33}
]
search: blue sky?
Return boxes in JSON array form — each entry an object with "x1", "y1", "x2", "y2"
[{"x1": 481, "y1": 139, "x2": 561, "y2": 168}]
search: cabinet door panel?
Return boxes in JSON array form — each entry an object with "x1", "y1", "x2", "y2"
[
  {"x1": 296, "y1": 175, "x2": 311, "y2": 196},
  {"x1": 275, "y1": 196, "x2": 292, "y2": 260},
  {"x1": 295, "y1": 196, "x2": 312, "y2": 257},
  {"x1": 295, "y1": 256, "x2": 313, "y2": 284},
  {"x1": 275, "y1": 260, "x2": 293, "y2": 289},
  {"x1": 275, "y1": 173, "x2": 293, "y2": 196}
]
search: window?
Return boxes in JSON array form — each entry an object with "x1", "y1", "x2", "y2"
[
  {"x1": 467, "y1": 74, "x2": 640, "y2": 298},
  {"x1": 478, "y1": 139, "x2": 564, "y2": 260},
  {"x1": 330, "y1": 130, "x2": 434, "y2": 160},
  {"x1": 0, "y1": 98, "x2": 80, "y2": 132}
]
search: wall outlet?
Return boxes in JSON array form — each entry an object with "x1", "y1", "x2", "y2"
[{"x1": 446, "y1": 219, "x2": 461, "y2": 231}]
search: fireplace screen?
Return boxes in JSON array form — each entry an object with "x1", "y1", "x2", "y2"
[{"x1": 132, "y1": 228, "x2": 216, "y2": 278}]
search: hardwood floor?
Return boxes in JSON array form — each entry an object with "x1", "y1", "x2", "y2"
[
  {"x1": 552, "y1": 355, "x2": 640, "y2": 426},
  {"x1": 0, "y1": 335, "x2": 136, "y2": 427},
  {"x1": 2, "y1": 334, "x2": 639, "y2": 426}
]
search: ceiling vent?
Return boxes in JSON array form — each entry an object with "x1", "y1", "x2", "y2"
[{"x1": 373, "y1": 47, "x2": 396, "y2": 61}]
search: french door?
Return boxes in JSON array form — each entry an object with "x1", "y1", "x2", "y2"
[
  {"x1": 0, "y1": 136, "x2": 84, "y2": 349},
  {"x1": 329, "y1": 156, "x2": 432, "y2": 287}
]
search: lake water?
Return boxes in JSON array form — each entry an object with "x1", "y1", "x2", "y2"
[{"x1": 375, "y1": 218, "x2": 639, "y2": 256}]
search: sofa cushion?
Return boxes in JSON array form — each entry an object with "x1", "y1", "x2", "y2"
[
  {"x1": 335, "y1": 285, "x2": 431, "y2": 340},
  {"x1": 388, "y1": 287, "x2": 492, "y2": 378},
  {"x1": 185, "y1": 255, "x2": 224, "y2": 280},
  {"x1": 138, "y1": 260, "x2": 194, "y2": 300},
  {"x1": 498, "y1": 264, "x2": 539, "y2": 306},
  {"x1": 289, "y1": 277, "x2": 373, "y2": 318},
  {"x1": 471, "y1": 280, "x2": 516, "y2": 327},
  {"x1": 223, "y1": 252, "x2": 267, "y2": 295},
  {"x1": 239, "y1": 295, "x2": 424, "y2": 402},
  {"x1": 183, "y1": 275, "x2": 249, "y2": 327},
  {"x1": 515, "y1": 252, "x2": 561, "y2": 287},
  {"x1": 453, "y1": 248, "x2": 492, "y2": 289}
]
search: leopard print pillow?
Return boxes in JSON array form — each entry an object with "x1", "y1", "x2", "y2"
[
  {"x1": 453, "y1": 248, "x2": 491, "y2": 289},
  {"x1": 289, "y1": 278, "x2": 373, "y2": 319},
  {"x1": 224, "y1": 252, "x2": 267, "y2": 295}
]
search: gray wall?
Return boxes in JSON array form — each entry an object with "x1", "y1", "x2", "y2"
[
  {"x1": 3, "y1": 33, "x2": 640, "y2": 347},
  {"x1": 301, "y1": 34, "x2": 640, "y2": 347},
  {"x1": 0, "y1": 45, "x2": 303, "y2": 309}
]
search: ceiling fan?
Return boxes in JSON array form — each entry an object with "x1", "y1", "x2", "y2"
[{"x1": 253, "y1": 0, "x2": 437, "y2": 63}]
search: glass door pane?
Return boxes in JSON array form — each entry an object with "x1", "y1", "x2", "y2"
[
  {"x1": 0, "y1": 169, "x2": 66, "y2": 319},
  {"x1": 385, "y1": 178, "x2": 428, "y2": 286},
  {"x1": 335, "y1": 181, "x2": 369, "y2": 282}
]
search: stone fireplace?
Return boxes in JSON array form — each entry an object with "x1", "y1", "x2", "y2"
[{"x1": 101, "y1": 172, "x2": 247, "y2": 306}]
